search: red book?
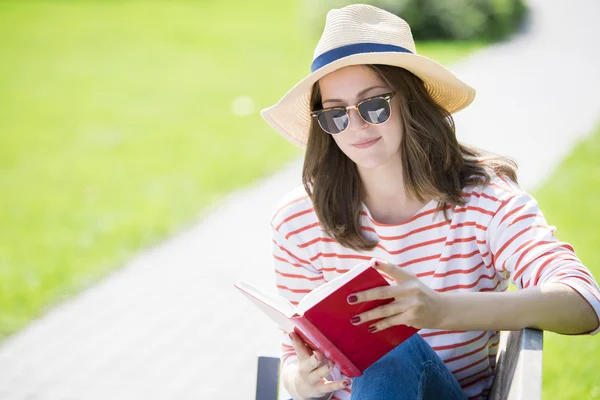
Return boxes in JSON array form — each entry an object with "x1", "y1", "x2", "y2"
[{"x1": 234, "y1": 262, "x2": 419, "y2": 377}]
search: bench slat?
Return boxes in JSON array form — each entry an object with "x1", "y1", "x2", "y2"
[
  {"x1": 257, "y1": 356, "x2": 281, "y2": 400},
  {"x1": 489, "y1": 328, "x2": 543, "y2": 400}
]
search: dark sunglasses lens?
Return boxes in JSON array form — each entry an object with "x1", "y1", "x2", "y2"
[
  {"x1": 358, "y1": 97, "x2": 391, "y2": 124},
  {"x1": 318, "y1": 109, "x2": 349, "y2": 134}
]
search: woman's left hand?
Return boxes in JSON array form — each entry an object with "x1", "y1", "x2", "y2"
[{"x1": 347, "y1": 258, "x2": 446, "y2": 332}]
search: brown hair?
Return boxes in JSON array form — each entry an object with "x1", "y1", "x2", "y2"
[{"x1": 302, "y1": 64, "x2": 518, "y2": 251}]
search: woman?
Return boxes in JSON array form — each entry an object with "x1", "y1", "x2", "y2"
[{"x1": 260, "y1": 4, "x2": 600, "y2": 400}]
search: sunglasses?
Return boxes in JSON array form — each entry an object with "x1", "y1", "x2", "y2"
[{"x1": 310, "y1": 92, "x2": 396, "y2": 135}]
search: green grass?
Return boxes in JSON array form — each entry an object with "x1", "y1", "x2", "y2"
[
  {"x1": 0, "y1": 1, "x2": 485, "y2": 341},
  {"x1": 532, "y1": 122, "x2": 600, "y2": 399}
]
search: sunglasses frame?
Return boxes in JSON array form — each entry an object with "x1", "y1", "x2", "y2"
[{"x1": 310, "y1": 91, "x2": 396, "y2": 135}]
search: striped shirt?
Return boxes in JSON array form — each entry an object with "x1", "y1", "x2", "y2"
[{"x1": 270, "y1": 172, "x2": 600, "y2": 400}]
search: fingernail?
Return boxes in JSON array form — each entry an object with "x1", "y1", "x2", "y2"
[
  {"x1": 343, "y1": 379, "x2": 350, "y2": 387},
  {"x1": 350, "y1": 316, "x2": 360, "y2": 324},
  {"x1": 328, "y1": 361, "x2": 333, "y2": 370},
  {"x1": 347, "y1": 295, "x2": 357, "y2": 304},
  {"x1": 368, "y1": 326, "x2": 377, "y2": 333},
  {"x1": 314, "y1": 352, "x2": 322, "y2": 362},
  {"x1": 374, "y1": 260, "x2": 379, "y2": 266}
]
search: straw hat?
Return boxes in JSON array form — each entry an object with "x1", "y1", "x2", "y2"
[{"x1": 260, "y1": 3, "x2": 476, "y2": 148}]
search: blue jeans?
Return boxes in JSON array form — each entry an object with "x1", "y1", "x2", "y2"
[{"x1": 350, "y1": 333, "x2": 467, "y2": 400}]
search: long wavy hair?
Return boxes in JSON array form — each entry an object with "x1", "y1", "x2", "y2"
[{"x1": 302, "y1": 64, "x2": 518, "y2": 251}]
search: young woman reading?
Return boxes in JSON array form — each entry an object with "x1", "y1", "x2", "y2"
[{"x1": 260, "y1": 4, "x2": 600, "y2": 399}]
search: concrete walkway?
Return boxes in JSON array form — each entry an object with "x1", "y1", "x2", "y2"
[{"x1": 1, "y1": 0, "x2": 599, "y2": 399}]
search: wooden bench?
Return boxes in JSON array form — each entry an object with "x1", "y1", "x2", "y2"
[{"x1": 256, "y1": 328, "x2": 543, "y2": 400}]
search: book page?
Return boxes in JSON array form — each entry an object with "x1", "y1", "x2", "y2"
[
  {"x1": 296, "y1": 262, "x2": 370, "y2": 315},
  {"x1": 234, "y1": 281, "x2": 298, "y2": 333}
]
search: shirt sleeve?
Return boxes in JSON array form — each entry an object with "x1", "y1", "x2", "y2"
[
  {"x1": 271, "y1": 225, "x2": 343, "y2": 399},
  {"x1": 486, "y1": 191, "x2": 600, "y2": 335}
]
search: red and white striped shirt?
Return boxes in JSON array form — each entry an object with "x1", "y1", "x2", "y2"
[{"x1": 270, "y1": 172, "x2": 600, "y2": 400}]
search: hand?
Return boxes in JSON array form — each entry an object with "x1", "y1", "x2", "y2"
[
  {"x1": 347, "y1": 258, "x2": 446, "y2": 332},
  {"x1": 287, "y1": 331, "x2": 351, "y2": 399}
]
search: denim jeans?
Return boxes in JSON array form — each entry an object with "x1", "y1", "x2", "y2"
[
  {"x1": 286, "y1": 333, "x2": 469, "y2": 400},
  {"x1": 350, "y1": 333, "x2": 468, "y2": 400}
]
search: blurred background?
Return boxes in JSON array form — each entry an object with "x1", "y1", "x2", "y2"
[{"x1": 0, "y1": 0, "x2": 598, "y2": 399}]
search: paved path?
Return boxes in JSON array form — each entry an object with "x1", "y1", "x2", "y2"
[{"x1": 1, "y1": 0, "x2": 599, "y2": 398}]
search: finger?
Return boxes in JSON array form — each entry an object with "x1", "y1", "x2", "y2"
[
  {"x1": 306, "y1": 359, "x2": 335, "y2": 385},
  {"x1": 371, "y1": 258, "x2": 414, "y2": 282},
  {"x1": 289, "y1": 332, "x2": 312, "y2": 361},
  {"x1": 348, "y1": 280, "x2": 415, "y2": 305},
  {"x1": 370, "y1": 309, "x2": 415, "y2": 332},
  {"x1": 350, "y1": 300, "x2": 409, "y2": 325},
  {"x1": 312, "y1": 349, "x2": 326, "y2": 364},
  {"x1": 290, "y1": 332, "x2": 325, "y2": 374},
  {"x1": 299, "y1": 350, "x2": 326, "y2": 375},
  {"x1": 314, "y1": 377, "x2": 352, "y2": 394}
]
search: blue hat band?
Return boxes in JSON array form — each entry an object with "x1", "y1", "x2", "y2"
[{"x1": 310, "y1": 43, "x2": 413, "y2": 73}]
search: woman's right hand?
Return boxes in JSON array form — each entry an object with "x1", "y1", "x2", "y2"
[{"x1": 288, "y1": 331, "x2": 351, "y2": 399}]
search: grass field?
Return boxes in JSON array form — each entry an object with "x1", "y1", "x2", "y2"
[
  {"x1": 0, "y1": 1, "x2": 485, "y2": 341},
  {"x1": 533, "y1": 123, "x2": 600, "y2": 399}
]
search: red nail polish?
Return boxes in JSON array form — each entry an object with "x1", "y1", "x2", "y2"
[
  {"x1": 368, "y1": 326, "x2": 377, "y2": 333},
  {"x1": 343, "y1": 379, "x2": 350, "y2": 387},
  {"x1": 350, "y1": 316, "x2": 360, "y2": 324},
  {"x1": 374, "y1": 260, "x2": 379, "y2": 266},
  {"x1": 347, "y1": 295, "x2": 358, "y2": 304}
]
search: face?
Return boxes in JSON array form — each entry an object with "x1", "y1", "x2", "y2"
[{"x1": 317, "y1": 65, "x2": 403, "y2": 169}]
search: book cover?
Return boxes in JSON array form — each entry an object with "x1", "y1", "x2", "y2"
[{"x1": 234, "y1": 263, "x2": 419, "y2": 377}]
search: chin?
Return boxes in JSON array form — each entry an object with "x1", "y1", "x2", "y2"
[
  {"x1": 351, "y1": 153, "x2": 391, "y2": 170},
  {"x1": 356, "y1": 161, "x2": 386, "y2": 170}
]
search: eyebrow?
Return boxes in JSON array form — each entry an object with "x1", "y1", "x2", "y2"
[{"x1": 322, "y1": 85, "x2": 388, "y2": 105}]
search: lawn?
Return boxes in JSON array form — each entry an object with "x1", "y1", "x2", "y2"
[
  {"x1": 0, "y1": 1, "x2": 485, "y2": 341},
  {"x1": 532, "y1": 122, "x2": 600, "y2": 399}
]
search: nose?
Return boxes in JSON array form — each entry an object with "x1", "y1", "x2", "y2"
[{"x1": 347, "y1": 107, "x2": 368, "y2": 132}]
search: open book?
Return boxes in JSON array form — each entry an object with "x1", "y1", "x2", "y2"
[{"x1": 234, "y1": 262, "x2": 419, "y2": 377}]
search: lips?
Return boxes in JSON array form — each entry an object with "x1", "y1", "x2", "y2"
[{"x1": 352, "y1": 137, "x2": 381, "y2": 148}]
